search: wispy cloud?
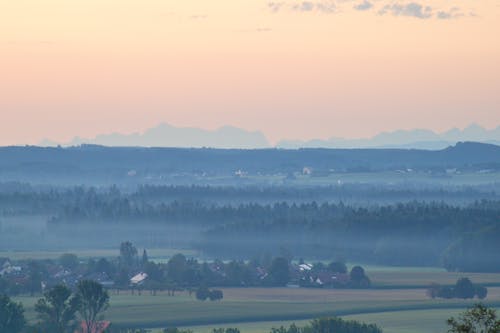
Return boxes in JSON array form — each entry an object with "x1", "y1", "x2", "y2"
[
  {"x1": 436, "y1": 7, "x2": 464, "y2": 19},
  {"x1": 269, "y1": 1, "x2": 337, "y2": 14},
  {"x1": 353, "y1": 0, "x2": 373, "y2": 11},
  {"x1": 189, "y1": 14, "x2": 208, "y2": 20},
  {"x1": 268, "y1": 2, "x2": 286, "y2": 13},
  {"x1": 268, "y1": 1, "x2": 475, "y2": 20},
  {"x1": 378, "y1": 2, "x2": 433, "y2": 19}
]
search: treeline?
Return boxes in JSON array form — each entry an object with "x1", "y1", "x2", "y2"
[
  {"x1": 1, "y1": 184, "x2": 499, "y2": 271},
  {"x1": 1, "y1": 182, "x2": 496, "y2": 216}
]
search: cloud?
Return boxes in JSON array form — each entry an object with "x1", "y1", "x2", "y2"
[
  {"x1": 378, "y1": 2, "x2": 433, "y2": 19},
  {"x1": 269, "y1": 1, "x2": 475, "y2": 20},
  {"x1": 269, "y1": 1, "x2": 337, "y2": 14},
  {"x1": 436, "y1": 7, "x2": 464, "y2": 19},
  {"x1": 189, "y1": 15, "x2": 208, "y2": 20},
  {"x1": 353, "y1": 0, "x2": 373, "y2": 11},
  {"x1": 294, "y1": 1, "x2": 315, "y2": 11},
  {"x1": 268, "y1": 2, "x2": 286, "y2": 13}
]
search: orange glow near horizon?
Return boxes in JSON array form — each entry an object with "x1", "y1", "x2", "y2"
[{"x1": 0, "y1": 0, "x2": 499, "y2": 145}]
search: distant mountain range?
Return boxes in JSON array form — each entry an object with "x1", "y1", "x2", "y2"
[
  {"x1": 40, "y1": 123, "x2": 500, "y2": 149},
  {"x1": 277, "y1": 124, "x2": 500, "y2": 149},
  {"x1": 41, "y1": 123, "x2": 270, "y2": 149}
]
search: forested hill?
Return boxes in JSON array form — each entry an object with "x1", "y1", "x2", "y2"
[{"x1": 1, "y1": 142, "x2": 499, "y2": 171}]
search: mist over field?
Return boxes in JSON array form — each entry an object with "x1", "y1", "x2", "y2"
[{"x1": 1, "y1": 144, "x2": 499, "y2": 271}]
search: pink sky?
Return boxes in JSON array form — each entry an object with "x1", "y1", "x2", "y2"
[{"x1": 0, "y1": 1, "x2": 499, "y2": 145}]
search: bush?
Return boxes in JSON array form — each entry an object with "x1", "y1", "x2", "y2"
[
  {"x1": 212, "y1": 329, "x2": 240, "y2": 333},
  {"x1": 455, "y1": 277, "x2": 475, "y2": 299},
  {"x1": 349, "y1": 266, "x2": 371, "y2": 288},
  {"x1": 59, "y1": 253, "x2": 79, "y2": 271},
  {"x1": 195, "y1": 286, "x2": 210, "y2": 301},
  {"x1": 475, "y1": 285, "x2": 488, "y2": 299},
  {"x1": 209, "y1": 289, "x2": 223, "y2": 301},
  {"x1": 162, "y1": 328, "x2": 193, "y2": 333},
  {"x1": 271, "y1": 317, "x2": 382, "y2": 333},
  {"x1": 447, "y1": 304, "x2": 500, "y2": 333},
  {"x1": 328, "y1": 261, "x2": 347, "y2": 274}
]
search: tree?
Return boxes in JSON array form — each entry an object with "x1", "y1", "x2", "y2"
[
  {"x1": 350, "y1": 266, "x2": 365, "y2": 281},
  {"x1": 35, "y1": 284, "x2": 79, "y2": 333},
  {"x1": 455, "y1": 277, "x2": 475, "y2": 299},
  {"x1": 209, "y1": 289, "x2": 223, "y2": 301},
  {"x1": 59, "y1": 253, "x2": 79, "y2": 271},
  {"x1": 212, "y1": 329, "x2": 240, "y2": 333},
  {"x1": 167, "y1": 254, "x2": 187, "y2": 284},
  {"x1": 94, "y1": 258, "x2": 114, "y2": 276},
  {"x1": 195, "y1": 285, "x2": 210, "y2": 301},
  {"x1": 268, "y1": 257, "x2": 290, "y2": 286},
  {"x1": 162, "y1": 328, "x2": 193, "y2": 333},
  {"x1": 475, "y1": 285, "x2": 488, "y2": 300},
  {"x1": 328, "y1": 261, "x2": 347, "y2": 274},
  {"x1": 27, "y1": 261, "x2": 43, "y2": 296},
  {"x1": 309, "y1": 317, "x2": 382, "y2": 333},
  {"x1": 0, "y1": 294, "x2": 26, "y2": 333},
  {"x1": 447, "y1": 303, "x2": 500, "y2": 333},
  {"x1": 350, "y1": 266, "x2": 371, "y2": 288},
  {"x1": 141, "y1": 249, "x2": 149, "y2": 266},
  {"x1": 120, "y1": 241, "x2": 138, "y2": 267},
  {"x1": 144, "y1": 262, "x2": 164, "y2": 282},
  {"x1": 74, "y1": 280, "x2": 110, "y2": 333}
]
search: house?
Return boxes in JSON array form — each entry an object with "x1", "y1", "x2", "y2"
[
  {"x1": 302, "y1": 167, "x2": 312, "y2": 175},
  {"x1": 85, "y1": 272, "x2": 115, "y2": 288},
  {"x1": 76, "y1": 320, "x2": 110, "y2": 333},
  {"x1": 130, "y1": 272, "x2": 148, "y2": 286},
  {"x1": 313, "y1": 272, "x2": 350, "y2": 287},
  {"x1": 298, "y1": 263, "x2": 313, "y2": 272},
  {"x1": 0, "y1": 260, "x2": 22, "y2": 277}
]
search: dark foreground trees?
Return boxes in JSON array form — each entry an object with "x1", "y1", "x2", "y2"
[
  {"x1": 74, "y1": 280, "x2": 110, "y2": 333},
  {"x1": 270, "y1": 317, "x2": 382, "y2": 333},
  {"x1": 0, "y1": 294, "x2": 26, "y2": 333},
  {"x1": 447, "y1": 303, "x2": 500, "y2": 333},
  {"x1": 35, "y1": 284, "x2": 79, "y2": 333}
]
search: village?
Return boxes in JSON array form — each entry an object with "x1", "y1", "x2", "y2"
[{"x1": 0, "y1": 244, "x2": 371, "y2": 299}]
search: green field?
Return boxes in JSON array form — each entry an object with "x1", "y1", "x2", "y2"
[
  {"x1": 0, "y1": 248, "x2": 199, "y2": 261},
  {"x1": 7, "y1": 253, "x2": 500, "y2": 331},
  {"x1": 369, "y1": 270, "x2": 500, "y2": 287},
  {"x1": 180, "y1": 308, "x2": 500, "y2": 333},
  {"x1": 15, "y1": 287, "x2": 500, "y2": 329}
]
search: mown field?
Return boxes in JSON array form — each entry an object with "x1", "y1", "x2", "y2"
[
  {"x1": 7, "y1": 252, "x2": 500, "y2": 331},
  {"x1": 15, "y1": 287, "x2": 500, "y2": 329},
  {"x1": 180, "y1": 308, "x2": 500, "y2": 333},
  {"x1": 369, "y1": 270, "x2": 500, "y2": 288}
]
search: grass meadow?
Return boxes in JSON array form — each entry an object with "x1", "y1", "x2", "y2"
[
  {"x1": 7, "y1": 250, "x2": 500, "y2": 331},
  {"x1": 15, "y1": 287, "x2": 500, "y2": 329},
  {"x1": 179, "y1": 308, "x2": 500, "y2": 333}
]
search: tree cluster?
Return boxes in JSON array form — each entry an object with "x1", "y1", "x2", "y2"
[
  {"x1": 0, "y1": 280, "x2": 109, "y2": 333},
  {"x1": 270, "y1": 317, "x2": 382, "y2": 333},
  {"x1": 427, "y1": 278, "x2": 488, "y2": 300}
]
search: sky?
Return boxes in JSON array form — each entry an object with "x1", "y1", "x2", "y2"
[{"x1": 0, "y1": 0, "x2": 499, "y2": 145}]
